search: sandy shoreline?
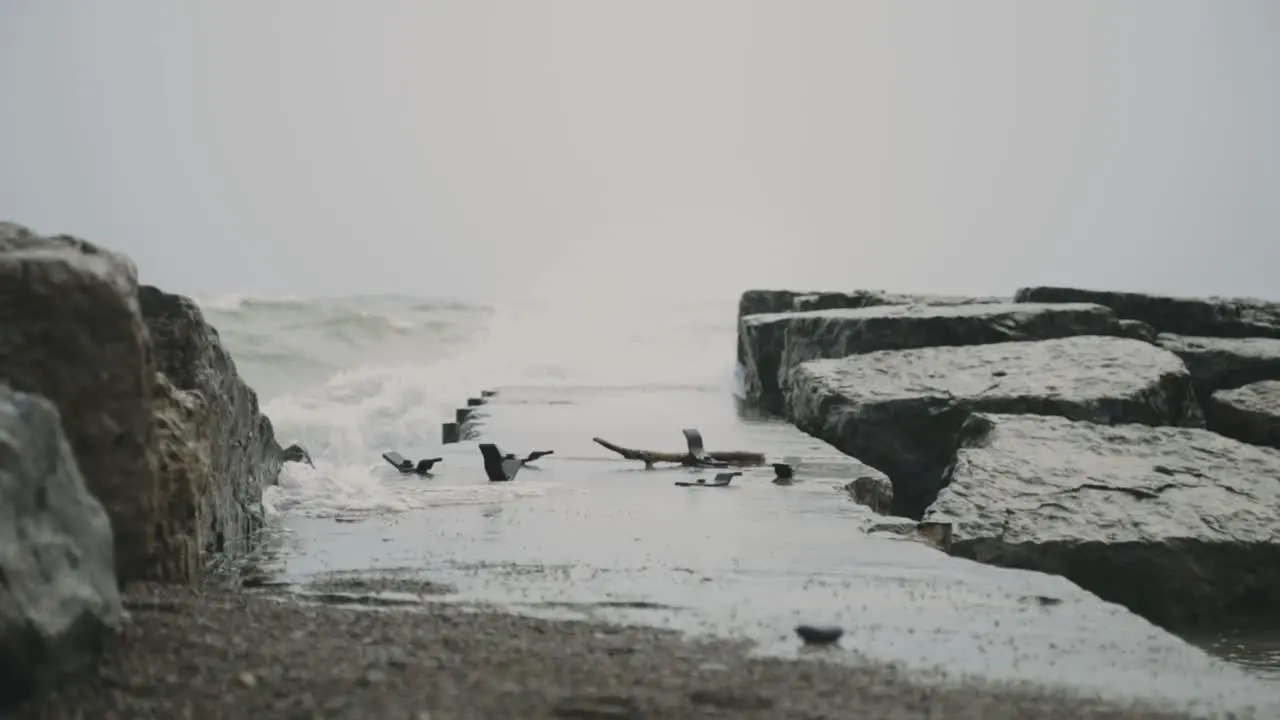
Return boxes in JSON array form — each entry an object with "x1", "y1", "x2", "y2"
[{"x1": 11, "y1": 583, "x2": 1206, "y2": 720}]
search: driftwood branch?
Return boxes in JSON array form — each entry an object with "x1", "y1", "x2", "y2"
[{"x1": 592, "y1": 437, "x2": 766, "y2": 467}]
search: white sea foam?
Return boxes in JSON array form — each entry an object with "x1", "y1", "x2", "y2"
[{"x1": 209, "y1": 293, "x2": 737, "y2": 518}]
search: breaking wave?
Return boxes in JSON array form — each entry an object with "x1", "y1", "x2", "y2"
[{"x1": 198, "y1": 292, "x2": 738, "y2": 518}]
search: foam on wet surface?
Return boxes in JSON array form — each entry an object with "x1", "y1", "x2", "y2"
[{"x1": 262, "y1": 384, "x2": 1279, "y2": 717}]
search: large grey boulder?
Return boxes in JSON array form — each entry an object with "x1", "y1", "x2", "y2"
[
  {"x1": 0, "y1": 221, "x2": 286, "y2": 582},
  {"x1": 740, "y1": 301, "x2": 1126, "y2": 415},
  {"x1": 787, "y1": 336, "x2": 1203, "y2": 518},
  {"x1": 138, "y1": 285, "x2": 284, "y2": 564},
  {"x1": 1205, "y1": 380, "x2": 1280, "y2": 451},
  {"x1": 735, "y1": 290, "x2": 1004, "y2": 364},
  {"x1": 1015, "y1": 286, "x2": 1280, "y2": 339},
  {"x1": 1155, "y1": 333, "x2": 1280, "y2": 399},
  {"x1": 0, "y1": 225, "x2": 160, "y2": 583},
  {"x1": 0, "y1": 386, "x2": 123, "y2": 704},
  {"x1": 923, "y1": 412, "x2": 1280, "y2": 630}
]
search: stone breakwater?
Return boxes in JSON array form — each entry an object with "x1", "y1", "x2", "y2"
[
  {"x1": 0, "y1": 221, "x2": 306, "y2": 704},
  {"x1": 738, "y1": 286, "x2": 1280, "y2": 631}
]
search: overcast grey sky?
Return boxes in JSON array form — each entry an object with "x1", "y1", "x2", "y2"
[{"x1": 2, "y1": 1, "x2": 1277, "y2": 302}]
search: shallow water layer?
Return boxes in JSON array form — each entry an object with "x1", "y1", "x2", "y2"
[{"x1": 261, "y1": 384, "x2": 1280, "y2": 718}]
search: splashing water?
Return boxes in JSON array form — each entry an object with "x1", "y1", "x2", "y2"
[{"x1": 199, "y1": 292, "x2": 739, "y2": 518}]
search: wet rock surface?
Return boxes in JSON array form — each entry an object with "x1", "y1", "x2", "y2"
[
  {"x1": 924, "y1": 412, "x2": 1280, "y2": 630},
  {"x1": 148, "y1": 373, "x2": 213, "y2": 582},
  {"x1": 1205, "y1": 380, "x2": 1280, "y2": 450},
  {"x1": 139, "y1": 285, "x2": 284, "y2": 565},
  {"x1": 0, "y1": 385, "x2": 123, "y2": 704},
  {"x1": 9, "y1": 584, "x2": 1205, "y2": 720},
  {"x1": 281, "y1": 443, "x2": 314, "y2": 466},
  {"x1": 845, "y1": 474, "x2": 894, "y2": 513},
  {"x1": 0, "y1": 223, "x2": 160, "y2": 582},
  {"x1": 1155, "y1": 333, "x2": 1280, "y2": 398},
  {"x1": 739, "y1": 302, "x2": 1126, "y2": 413},
  {"x1": 795, "y1": 624, "x2": 844, "y2": 645},
  {"x1": 742, "y1": 284, "x2": 1280, "y2": 633},
  {"x1": 786, "y1": 336, "x2": 1202, "y2": 517},
  {"x1": 1117, "y1": 319, "x2": 1159, "y2": 343},
  {"x1": 1015, "y1": 286, "x2": 1280, "y2": 339},
  {"x1": 0, "y1": 221, "x2": 286, "y2": 584},
  {"x1": 735, "y1": 290, "x2": 1004, "y2": 364}
]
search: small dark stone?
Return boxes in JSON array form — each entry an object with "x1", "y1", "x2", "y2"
[
  {"x1": 795, "y1": 624, "x2": 843, "y2": 645},
  {"x1": 281, "y1": 444, "x2": 313, "y2": 467}
]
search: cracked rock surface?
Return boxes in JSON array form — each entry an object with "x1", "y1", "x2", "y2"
[
  {"x1": 923, "y1": 412, "x2": 1280, "y2": 630},
  {"x1": 786, "y1": 336, "x2": 1202, "y2": 518}
]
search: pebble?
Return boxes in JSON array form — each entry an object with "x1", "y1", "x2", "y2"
[
  {"x1": 795, "y1": 624, "x2": 844, "y2": 645},
  {"x1": 22, "y1": 584, "x2": 1194, "y2": 720}
]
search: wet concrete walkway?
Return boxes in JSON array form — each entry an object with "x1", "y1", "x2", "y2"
[{"x1": 265, "y1": 384, "x2": 1279, "y2": 717}]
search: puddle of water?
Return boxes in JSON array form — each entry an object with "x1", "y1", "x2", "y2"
[
  {"x1": 262, "y1": 384, "x2": 1280, "y2": 718},
  {"x1": 1187, "y1": 626, "x2": 1280, "y2": 684}
]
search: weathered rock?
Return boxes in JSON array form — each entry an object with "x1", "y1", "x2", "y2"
[
  {"x1": 0, "y1": 385, "x2": 123, "y2": 703},
  {"x1": 1015, "y1": 286, "x2": 1280, "y2": 339},
  {"x1": 795, "y1": 624, "x2": 844, "y2": 645},
  {"x1": 1155, "y1": 333, "x2": 1280, "y2": 399},
  {"x1": 0, "y1": 226, "x2": 160, "y2": 582},
  {"x1": 1205, "y1": 380, "x2": 1280, "y2": 451},
  {"x1": 1115, "y1": 319, "x2": 1158, "y2": 344},
  {"x1": 2, "y1": 221, "x2": 285, "y2": 580},
  {"x1": 137, "y1": 285, "x2": 284, "y2": 564},
  {"x1": 865, "y1": 519, "x2": 955, "y2": 551},
  {"x1": 147, "y1": 373, "x2": 212, "y2": 581},
  {"x1": 735, "y1": 290, "x2": 1004, "y2": 363},
  {"x1": 741, "y1": 301, "x2": 1127, "y2": 415},
  {"x1": 281, "y1": 443, "x2": 314, "y2": 467},
  {"x1": 0, "y1": 221, "x2": 137, "y2": 281},
  {"x1": 787, "y1": 336, "x2": 1203, "y2": 517},
  {"x1": 844, "y1": 475, "x2": 894, "y2": 514},
  {"x1": 923, "y1": 412, "x2": 1280, "y2": 630}
]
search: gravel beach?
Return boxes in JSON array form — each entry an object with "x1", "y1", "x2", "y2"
[{"x1": 12, "y1": 583, "x2": 1206, "y2": 720}]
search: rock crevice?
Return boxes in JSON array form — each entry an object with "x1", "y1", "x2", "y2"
[{"x1": 785, "y1": 335, "x2": 1202, "y2": 518}]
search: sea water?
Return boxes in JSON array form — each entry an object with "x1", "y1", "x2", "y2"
[{"x1": 201, "y1": 292, "x2": 1280, "y2": 715}]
